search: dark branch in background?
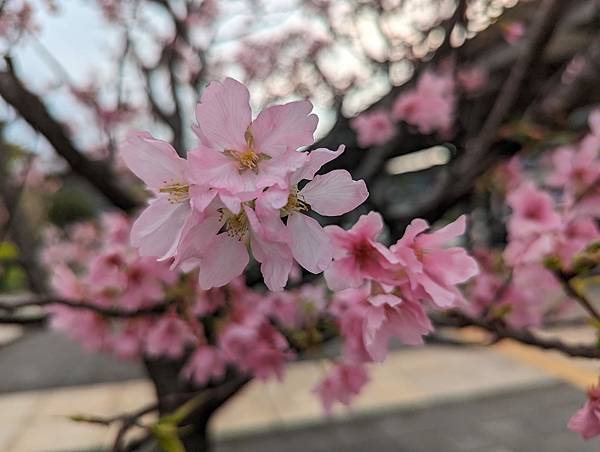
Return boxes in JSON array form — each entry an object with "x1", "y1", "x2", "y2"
[
  {"x1": 434, "y1": 312, "x2": 600, "y2": 359},
  {"x1": 0, "y1": 294, "x2": 170, "y2": 318},
  {"x1": 556, "y1": 270, "x2": 600, "y2": 321},
  {"x1": 386, "y1": 0, "x2": 568, "y2": 233},
  {"x1": 0, "y1": 58, "x2": 139, "y2": 212},
  {"x1": 534, "y1": 32, "x2": 600, "y2": 125}
]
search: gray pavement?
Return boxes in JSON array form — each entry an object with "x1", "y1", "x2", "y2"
[
  {"x1": 216, "y1": 383, "x2": 596, "y2": 452},
  {"x1": 0, "y1": 330, "x2": 143, "y2": 393}
]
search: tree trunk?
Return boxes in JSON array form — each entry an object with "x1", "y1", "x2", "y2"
[{"x1": 138, "y1": 357, "x2": 250, "y2": 452}]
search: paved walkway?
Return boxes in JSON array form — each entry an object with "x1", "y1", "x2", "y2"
[
  {"x1": 0, "y1": 326, "x2": 598, "y2": 451},
  {"x1": 216, "y1": 383, "x2": 597, "y2": 452}
]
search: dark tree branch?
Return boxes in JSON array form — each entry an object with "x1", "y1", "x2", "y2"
[
  {"x1": 0, "y1": 294, "x2": 170, "y2": 318},
  {"x1": 435, "y1": 312, "x2": 600, "y2": 359},
  {"x1": 386, "y1": 0, "x2": 567, "y2": 232},
  {"x1": 0, "y1": 59, "x2": 139, "y2": 212},
  {"x1": 556, "y1": 270, "x2": 600, "y2": 321}
]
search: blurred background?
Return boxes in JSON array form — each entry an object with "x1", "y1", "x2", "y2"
[{"x1": 1, "y1": 0, "x2": 600, "y2": 451}]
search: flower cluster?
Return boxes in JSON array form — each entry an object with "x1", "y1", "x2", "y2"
[
  {"x1": 351, "y1": 69, "x2": 465, "y2": 148},
  {"x1": 351, "y1": 109, "x2": 396, "y2": 148},
  {"x1": 326, "y1": 212, "x2": 478, "y2": 360},
  {"x1": 307, "y1": 211, "x2": 478, "y2": 410},
  {"x1": 462, "y1": 111, "x2": 600, "y2": 330},
  {"x1": 392, "y1": 70, "x2": 456, "y2": 137},
  {"x1": 115, "y1": 78, "x2": 481, "y2": 412},
  {"x1": 43, "y1": 213, "x2": 329, "y2": 384},
  {"x1": 122, "y1": 77, "x2": 368, "y2": 292},
  {"x1": 504, "y1": 115, "x2": 600, "y2": 270},
  {"x1": 43, "y1": 213, "x2": 181, "y2": 355}
]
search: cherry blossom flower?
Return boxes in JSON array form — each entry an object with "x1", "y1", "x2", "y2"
[
  {"x1": 324, "y1": 211, "x2": 395, "y2": 291},
  {"x1": 501, "y1": 21, "x2": 525, "y2": 45},
  {"x1": 390, "y1": 215, "x2": 479, "y2": 308},
  {"x1": 351, "y1": 110, "x2": 395, "y2": 147},
  {"x1": 121, "y1": 132, "x2": 191, "y2": 261},
  {"x1": 182, "y1": 346, "x2": 227, "y2": 386},
  {"x1": 219, "y1": 321, "x2": 292, "y2": 381},
  {"x1": 145, "y1": 312, "x2": 196, "y2": 359},
  {"x1": 569, "y1": 380, "x2": 600, "y2": 439},
  {"x1": 506, "y1": 182, "x2": 562, "y2": 238},
  {"x1": 392, "y1": 70, "x2": 456, "y2": 136},
  {"x1": 122, "y1": 79, "x2": 368, "y2": 291},
  {"x1": 313, "y1": 362, "x2": 369, "y2": 414},
  {"x1": 547, "y1": 141, "x2": 600, "y2": 195},
  {"x1": 188, "y1": 77, "x2": 316, "y2": 195}
]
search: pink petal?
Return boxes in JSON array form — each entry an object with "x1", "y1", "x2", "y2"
[
  {"x1": 324, "y1": 257, "x2": 364, "y2": 291},
  {"x1": 197, "y1": 233, "x2": 249, "y2": 289},
  {"x1": 245, "y1": 205, "x2": 292, "y2": 291},
  {"x1": 351, "y1": 211, "x2": 385, "y2": 239},
  {"x1": 187, "y1": 145, "x2": 255, "y2": 192},
  {"x1": 120, "y1": 132, "x2": 185, "y2": 190},
  {"x1": 193, "y1": 77, "x2": 252, "y2": 150},
  {"x1": 420, "y1": 274, "x2": 458, "y2": 308},
  {"x1": 189, "y1": 185, "x2": 217, "y2": 213},
  {"x1": 250, "y1": 100, "x2": 318, "y2": 157},
  {"x1": 418, "y1": 215, "x2": 466, "y2": 249},
  {"x1": 363, "y1": 305, "x2": 388, "y2": 362},
  {"x1": 130, "y1": 197, "x2": 189, "y2": 260},
  {"x1": 424, "y1": 248, "x2": 479, "y2": 285},
  {"x1": 288, "y1": 213, "x2": 332, "y2": 273},
  {"x1": 324, "y1": 225, "x2": 354, "y2": 258},
  {"x1": 394, "y1": 218, "x2": 429, "y2": 248},
  {"x1": 171, "y1": 213, "x2": 222, "y2": 270},
  {"x1": 293, "y1": 145, "x2": 345, "y2": 183},
  {"x1": 251, "y1": 235, "x2": 293, "y2": 291},
  {"x1": 300, "y1": 170, "x2": 368, "y2": 216}
]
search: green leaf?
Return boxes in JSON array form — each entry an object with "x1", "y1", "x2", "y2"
[{"x1": 0, "y1": 241, "x2": 18, "y2": 261}]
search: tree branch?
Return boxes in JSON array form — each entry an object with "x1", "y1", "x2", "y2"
[
  {"x1": 0, "y1": 294, "x2": 170, "y2": 318},
  {"x1": 435, "y1": 312, "x2": 600, "y2": 359},
  {"x1": 0, "y1": 59, "x2": 139, "y2": 212}
]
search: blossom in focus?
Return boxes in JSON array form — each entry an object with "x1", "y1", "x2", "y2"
[
  {"x1": 569, "y1": 380, "x2": 600, "y2": 439},
  {"x1": 121, "y1": 132, "x2": 191, "y2": 261},
  {"x1": 188, "y1": 77, "x2": 316, "y2": 195},
  {"x1": 313, "y1": 362, "x2": 369, "y2": 414},
  {"x1": 351, "y1": 110, "x2": 395, "y2": 148},
  {"x1": 122, "y1": 78, "x2": 368, "y2": 291},
  {"x1": 392, "y1": 70, "x2": 456, "y2": 136}
]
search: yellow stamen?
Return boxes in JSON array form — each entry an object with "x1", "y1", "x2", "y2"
[
  {"x1": 238, "y1": 149, "x2": 260, "y2": 170},
  {"x1": 218, "y1": 208, "x2": 249, "y2": 241},
  {"x1": 159, "y1": 182, "x2": 189, "y2": 203},
  {"x1": 281, "y1": 189, "x2": 310, "y2": 216},
  {"x1": 223, "y1": 128, "x2": 270, "y2": 173}
]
